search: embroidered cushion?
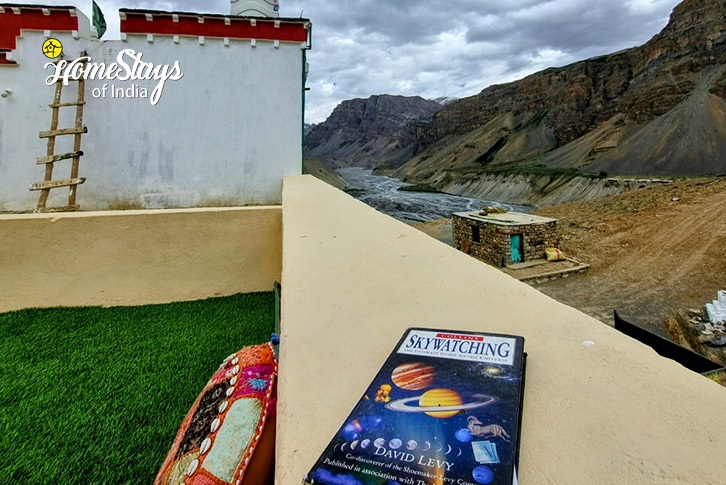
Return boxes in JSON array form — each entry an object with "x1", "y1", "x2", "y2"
[{"x1": 155, "y1": 342, "x2": 277, "y2": 485}]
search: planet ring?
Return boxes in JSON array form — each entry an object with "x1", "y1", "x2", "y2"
[{"x1": 385, "y1": 394, "x2": 496, "y2": 413}]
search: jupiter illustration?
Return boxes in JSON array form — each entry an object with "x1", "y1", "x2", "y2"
[{"x1": 391, "y1": 362, "x2": 436, "y2": 390}]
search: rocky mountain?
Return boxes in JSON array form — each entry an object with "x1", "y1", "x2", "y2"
[
  {"x1": 304, "y1": 95, "x2": 442, "y2": 168},
  {"x1": 395, "y1": 0, "x2": 726, "y2": 187},
  {"x1": 433, "y1": 96, "x2": 459, "y2": 106}
]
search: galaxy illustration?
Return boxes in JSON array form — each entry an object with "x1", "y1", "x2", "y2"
[{"x1": 305, "y1": 329, "x2": 526, "y2": 485}]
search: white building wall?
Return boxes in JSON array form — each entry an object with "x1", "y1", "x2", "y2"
[{"x1": 0, "y1": 9, "x2": 307, "y2": 211}]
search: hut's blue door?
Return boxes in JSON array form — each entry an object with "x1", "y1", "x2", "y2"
[{"x1": 510, "y1": 234, "x2": 523, "y2": 263}]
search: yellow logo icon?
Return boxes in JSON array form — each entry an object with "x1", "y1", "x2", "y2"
[{"x1": 42, "y1": 38, "x2": 63, "y2": 59}]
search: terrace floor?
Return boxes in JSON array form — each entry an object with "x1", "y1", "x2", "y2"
[{"x1": 2, "y1": 176, "x2": 725, "y2": 484}]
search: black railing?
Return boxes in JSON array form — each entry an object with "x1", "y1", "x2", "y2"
[{"x1": 613, "y1": 310, "x2": 724, "y2": 375}]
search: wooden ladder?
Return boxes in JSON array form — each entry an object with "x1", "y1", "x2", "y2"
[{"x1": 30, "y1": 51, "x2": 88, "y2": 212}]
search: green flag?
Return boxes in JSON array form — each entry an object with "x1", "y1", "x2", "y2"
[{"x1": 92, "y1": 1, "x2": 106, "y2": 39}]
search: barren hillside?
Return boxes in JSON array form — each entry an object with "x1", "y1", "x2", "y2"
[
  {"x1": 395, "y1": 0, "x2": 726, "y2": 195},
  {"x1": 305, "y1": 95, "x2": 442, "y2": 168},
  {"x1": 534, "y1": 178, "x2": 726, "y2": 333},
  {"x1": 413, "y1": 178, "x2": 725, "y2": 333}
]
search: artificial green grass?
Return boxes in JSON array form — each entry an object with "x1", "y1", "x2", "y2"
[{"x1": 0, "y1": 292, "x2": 275, "y2": 484}]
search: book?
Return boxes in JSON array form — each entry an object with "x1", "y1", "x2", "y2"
[{"x1": 303, "y1": 327, "x2": 526, "y2": 485}]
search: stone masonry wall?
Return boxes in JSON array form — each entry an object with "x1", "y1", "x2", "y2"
[{"x1": 453, "y1": 215, "x2": 560, "y2": 266}]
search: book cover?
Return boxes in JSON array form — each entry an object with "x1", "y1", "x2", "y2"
[{"x1": 304, "y1": 328, "x2": 526, "y2": 485}]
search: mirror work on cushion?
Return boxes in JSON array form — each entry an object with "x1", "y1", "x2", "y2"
[{"x1": 155, "y1": 342, "x2": 278, "y2": 485}]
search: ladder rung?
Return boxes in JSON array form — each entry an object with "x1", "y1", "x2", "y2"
[
  {"x1": 49, "y1": 101, "x2": 87, "y2": 108},
  {"x1": 54, "y1": 76, "x2": 86, "y2": 85},
  {"x1": 29, "y1": 178, "x2": 86, "y2": 191},
  {"x1": 35, "y1": 205, "x2": 80, "y2": 213},
  {"x1": 39, "y1": 127, "x2": 88, "y2": 138},
  {"x1": 36, "y1": 151, "x2": 84, "y2": 165}
]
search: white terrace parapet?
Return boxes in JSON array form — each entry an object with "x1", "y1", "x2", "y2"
[{"x1": 230, "y1": 0, "x2": 280, "y2": 18}]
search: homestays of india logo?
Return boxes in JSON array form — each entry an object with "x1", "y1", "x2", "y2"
[{"x1": 44, "y1": 47, "x2": 183, "y2": 105}]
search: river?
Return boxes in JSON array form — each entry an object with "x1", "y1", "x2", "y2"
[{"x1": 339, "y1": 167, "x2": 530, "y2": 223}]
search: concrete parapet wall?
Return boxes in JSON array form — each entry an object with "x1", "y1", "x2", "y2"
[
  {"x1": 0, "y1": 206, "x2": 281, "y2": 311},
  {"x1": 277, "y1": 175, "x2": 726, "y2": 484}
]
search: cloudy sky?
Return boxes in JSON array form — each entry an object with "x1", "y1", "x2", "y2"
[{"x1": 39, "y1": 0, "x2": 681, "y2": 122}]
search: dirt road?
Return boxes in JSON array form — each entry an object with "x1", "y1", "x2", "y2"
[
  {"x1": 415, "y1": 178, "x2": 726, "y2": 334},
  {"x1": 536, "y1": 178, "x2": 726, "y2": 333}
]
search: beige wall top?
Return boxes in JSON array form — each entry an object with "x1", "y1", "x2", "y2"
[{"x1": 277, "y1": 175, "x2": 726, "y2": 484}]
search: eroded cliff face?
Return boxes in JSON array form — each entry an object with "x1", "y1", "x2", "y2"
[
  {"x1": 304, "y1": 95, "x2": 442, "y2": 168},
  {"x1": 430, "y1": 172, "x2": 673, "y2": 208},
  {"x1": 397, "y1": 0, "x2": 726, "y2": 184}
]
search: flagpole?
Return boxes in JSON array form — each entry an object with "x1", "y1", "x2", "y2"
[{"x1": 91, "y1": 1, "x2": 98, "y2": 39}]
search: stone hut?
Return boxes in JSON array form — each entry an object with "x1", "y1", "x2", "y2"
[{"x1": 453, "y1": 210, "x2": 560, "y2": 266}]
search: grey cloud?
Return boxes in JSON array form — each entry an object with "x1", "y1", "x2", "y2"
[
  {"x1": 39, "y1": 1, "x2": 683, "y2": 122},
  {"x1": 466, "y1": 0, "x2": 672, "y2": 71}
]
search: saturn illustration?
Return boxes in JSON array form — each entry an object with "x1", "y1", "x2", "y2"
[{"x1": 385, "y1": 388, "x2": 496, "y2": 418}]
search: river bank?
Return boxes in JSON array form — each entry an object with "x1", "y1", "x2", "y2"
[
  {"x1": 394, "y1": 170, "x2": 677, "y2": 208},
  {"x1": 337, "y1": 167, "x2": 529, "y2": 222}
]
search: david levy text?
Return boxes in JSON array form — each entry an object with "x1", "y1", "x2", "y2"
[{"x1": 45, "y1": 49, "x2": 183, "y2": 105}]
